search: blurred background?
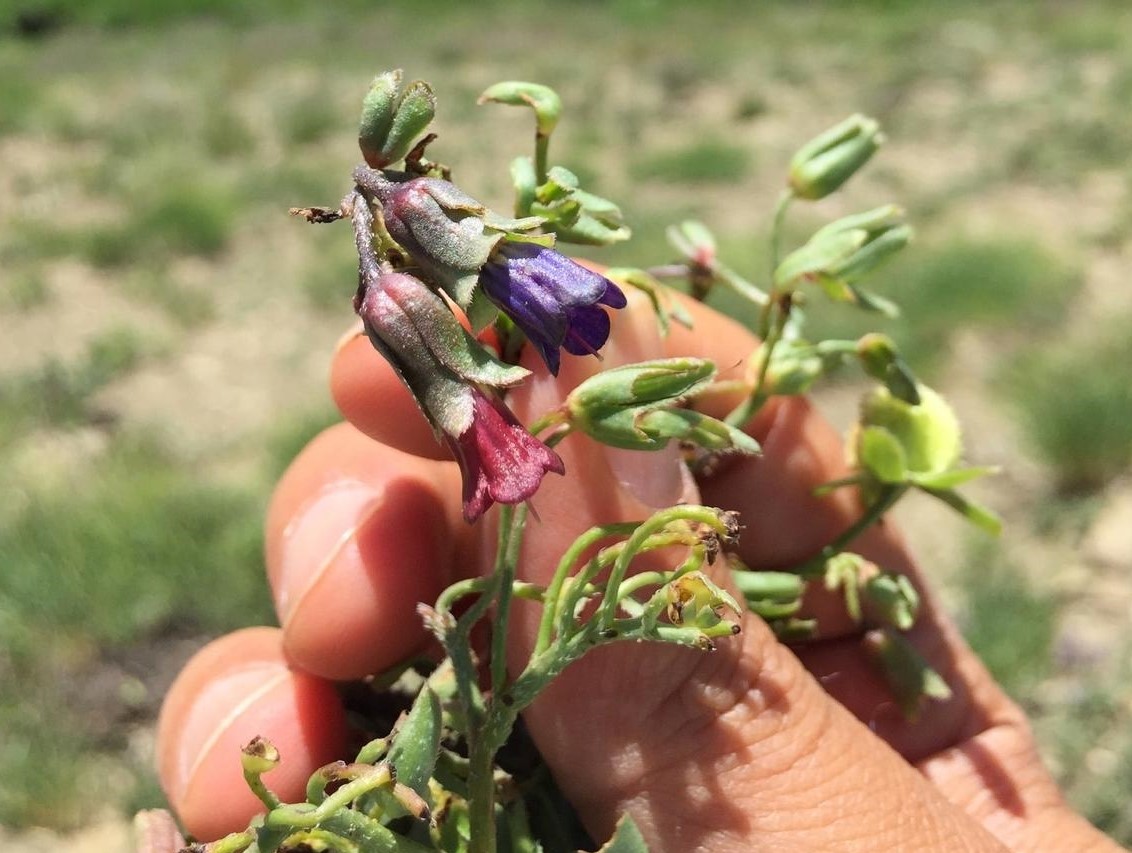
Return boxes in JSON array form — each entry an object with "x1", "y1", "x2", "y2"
[{"x1": 2, "y1": 0, "x2": 1131, "y2": 847}]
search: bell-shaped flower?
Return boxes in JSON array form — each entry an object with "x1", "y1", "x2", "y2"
[
  {"x1": 478, "y1": 243, "x2": 627, "y2": 375},
  {"x1": 355, "y1": 271, "x2": 563, "y2": 521}
]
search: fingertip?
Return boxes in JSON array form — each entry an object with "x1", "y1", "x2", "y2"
[
  {"x1": 265, "y1": 423, "x2": 460, "y2": 680},
  {"x1": 156, "y1": 628, "x2": 348, "y2": 842},
  {"x1": 330, "y1": 330, "x2": 450, "y2": 461}
]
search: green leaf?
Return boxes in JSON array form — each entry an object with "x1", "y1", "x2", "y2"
[
  {"x1": 847, "y1": 284, "x2": 900, "y2": 317},
  {"x1": 773, "y1": 229, "x2": 866, "y2": 289},
  {"x1": 910, "y1": 466, "x2": 999, "y2": 490},
  {"x1": 478, "y1": 81, "x2": 562, "y2": 135},
  {"x1": 865, "y1": 627, "x2": 952, "y2": 720},
  {"x1": 922, "y1": 487, "x2": 1003, "y2": 535},
  {"x1": 857, "y1": 426, "x2": 908, "y2": 484},
  {"x1": 587, "y1": 814, "x2": 650, "y2": 853},
  {"x1": 387, "y1": 687, "x2": 442, "y2": 799}
]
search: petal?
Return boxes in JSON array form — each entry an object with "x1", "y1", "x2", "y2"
[{"x1": 562, "y1": 304, "x2": 612, "y2": 356}]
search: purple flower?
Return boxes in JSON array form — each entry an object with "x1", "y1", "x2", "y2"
[
  {"x1": 479, "y1": 243, "x2": 627, "y2": 375},
  {"x1": 356, "y1": 271, "x2": 563, "y2": 522}
]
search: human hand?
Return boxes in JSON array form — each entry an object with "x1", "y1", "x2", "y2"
[{"x1": 156, "y1": 292, "x2": 1121, "y2": 852}]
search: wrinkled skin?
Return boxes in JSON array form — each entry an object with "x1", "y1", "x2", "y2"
[{"x1": 157, "y1": 291, "x2": 1121, "y2": 852}]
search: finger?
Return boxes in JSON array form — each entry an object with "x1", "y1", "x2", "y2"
[
  {"x1": 155, "y1": 627, "x2": 348, "y2": 842},
  {"x1": 330, "y1": 326, "x2": 452, "y2": 461},
  {"x1": 265, "y1": 421, "x2": 465, "y2": 680},
  {"x1": 501, "y1": 292, "x2": 1006, "y2": 851}
]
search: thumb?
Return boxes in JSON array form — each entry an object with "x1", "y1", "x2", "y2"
[{"x1": 503, "y1": 294, "x2": 1005, "y2": 851}]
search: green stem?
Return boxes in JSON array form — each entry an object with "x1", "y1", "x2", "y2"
[
  {"x1": 535, "y1": 132, "x2": 551, "y2": 184},
  {"x1": 490, "y1": 504, "x2": 527, "y2": 694},
  {"x1": 595, "y1": 507, "x2": 730, "y2": 629},
  {"x1": 768, "y1": 188, "x2": 794, "y2": 292},
  {"x1": 796, "y1": 485, "x2": 908, "y2": 578},
  {"x1": 534, "y1": 521, "x2": 639, "y2": 656}
]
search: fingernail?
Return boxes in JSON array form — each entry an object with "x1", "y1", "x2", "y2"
[
  {"x1": 275, "y1": 481, "x2": 382, "y2": 623},
  {"x1": 603, "y1": 443, "x2": 697, "y2": 508},
  {"x1": 167, "y1": 662, "x2": 285, "y2": 803}
]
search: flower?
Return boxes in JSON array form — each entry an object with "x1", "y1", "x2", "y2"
[
  {"x1": 451, "y1": 388, "x2": 565, "y2": 522},
  {"x1": 356, "y1": 271, "x2": 563, "y2": 521},
  {"x1": 479, "y1": 242, "x2": 627, "y2": 375}
]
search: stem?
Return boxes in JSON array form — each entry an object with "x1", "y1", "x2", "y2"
[
  {"x1": 768, "y1": 188, "x2": 794, "y2": 292},
  {"x1": 796, "y1": 485, "x2": 908, "y2": 578},
  {"x1": 535, "y1": 131, "x2": 550, "y2": 184},
  {"x1": 595, "y1": 507, "x2": 730, "y2": 629},
  {"x1": 490, "y1": 505, "x2": 528, "y2": 694},
  {"x1": 534, "y1": 521, "x2": 640, "y2": 656}
]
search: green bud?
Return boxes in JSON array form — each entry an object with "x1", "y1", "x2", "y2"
[
  {"x1": 359, "y1": 70, "x2": 437, "y2": 168},
  {"x1": 566, "y1": 358, "x2": 759, "y2": 455},
  {"x1": 814, "y1": 205, "x2": 912, "y2": 282},
  {"x1": 666, "y1": 220, "x2": 717, "y2": 268},
  {"x1": 478, "y1": 80, "x2": 562, "y2": 136},
  {"x1": 864, "y1": 628, "x2": 951, "y2": 719},
  {"x1": 568, "y1": 358, "x2": 716, "y2": 422},
  {"x1": 856, "y1": 333, "x2": 920, "y2": 404},
  {"x1": 241, "y1": 735, "x2": 280, "y2": 776},
  {"x1": 789, "y1": 114, "x2": 883, "y2": 200},
  {"x1": 863, "y1": 572, "x2": 920, "y2": 631},
  {"x1": 858, "y1": 383, "x2": 961, "y2": 477},
  {"x1": 666, "y1": 571, "x2": 740, "y2": 629}
]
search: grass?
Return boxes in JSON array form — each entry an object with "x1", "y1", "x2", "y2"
[
  {"x1": 0, "y1": 325, "x2": 151, "y2": 445},
  {"x1": 0, "y1": 433, "x2": 274, "y2": 827},
  {"x1": 803, "y1": 236, "x2": 1078, "y2": 373},
  {"x1": 631, "y1": 138, "x2": 751, "y2": 185},
  {"x1": 955, "y1": 538, "x2": 1058, "y2": 701},
  {"x1": 1003, "y1": 320, "x2": 1132, "y2": 494}
]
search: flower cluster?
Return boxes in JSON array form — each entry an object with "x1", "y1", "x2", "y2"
[{"x1": 338, "y1": 79, "x2": 627, "y2": 520}]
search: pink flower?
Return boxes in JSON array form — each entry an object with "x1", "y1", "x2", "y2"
[
  {"x1": 449, "y1": 388, "x2": 565, "y2": 522},
  {"x1": 355, "y1": 270, "x2": 562, "y2": 522}
]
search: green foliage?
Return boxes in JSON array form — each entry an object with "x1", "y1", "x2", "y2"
[
  {"x1": 955, "y1": 539, "x2": 1057, "y2": 699},
  {"x1": 807, "y1": 237, "x2": 1077, "y2": 372},
  {"x1": 631, "y1": 138, "x2": 751, "y2": 185},
  {"x1": 3, "y1": 272, "x2": 51, "y2": 310},
  {"x1": 81, "y1": 181, "x2": 235, "y2": 268},
  {"x1": 0, "y1": 325, "x2": 149, "y2": 444},
  {"x1": 0, "y1": 435, "x2": 272, "y2": 645},
  {"x1": 1003, "y1": 321, "x2": 1132, "y2": 493}
]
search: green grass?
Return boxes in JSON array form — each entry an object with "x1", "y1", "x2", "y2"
[
  {"x1": 81, "y1": 180, "x2": 236, "y2": 269},
  {"x1": 1003, "y1": 321, "x2": 1132, "y2": 494},
  {"x1": 3, "y1": 271, "x2": 51, "y2": 310},
  {"x1": 0, "y1": 325, "x2": 151, "y2": 444},
  {"x1": 0, "y1": 432, "x2": 274, "y2": 827},
  {"x1": 804, "y1": 236, "x2": 1078, "y2": 373},
  {"x1": 631, "y1": 138, "x2": 751, "y2": 185},
  {"x1": 955, "y1": 539, "x2": 1057, "y2": 701}
]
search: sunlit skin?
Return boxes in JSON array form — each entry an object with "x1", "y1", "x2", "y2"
[{"x1": 156, "y1": 292, "x2": 1121, "y2": 852}]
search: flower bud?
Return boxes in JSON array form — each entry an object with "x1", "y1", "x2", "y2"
[
  {"x1": 858, "y1": 383, "x2": 961, "y2": 477},
  {"x1": 788, "y1": 114, "x2": 883, "y2": 200},
  {"x1": 856, "y1": 333, "x2": 919, "y2": 404},
  {"x1": 863, "y1": 628, "x2": 951, "y2": 719},
  {"x1": 863, "y1": 572, "x2": 920, "y2": 631},
  {"x1": 666, "y1": 571, "x2": 740, "y2": 629},
  {"x1": 813, "y1": 205, "x2": 912, "y2": 282},
  {"x1": 478, "y1": 80, "x2": 562, "y2": 136},
  {"x1": 666, "y1": 220, "x2": 718, "y2": 270},
  {"x1": 566, "y1": 358, "x2": 757, "y2": 452},
  {"x1": 570, "y1": 358, "x2": 716, "y2": 415},
  {"x1": 359, "y1": 70, "x2": 437, "y2": 168}
]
